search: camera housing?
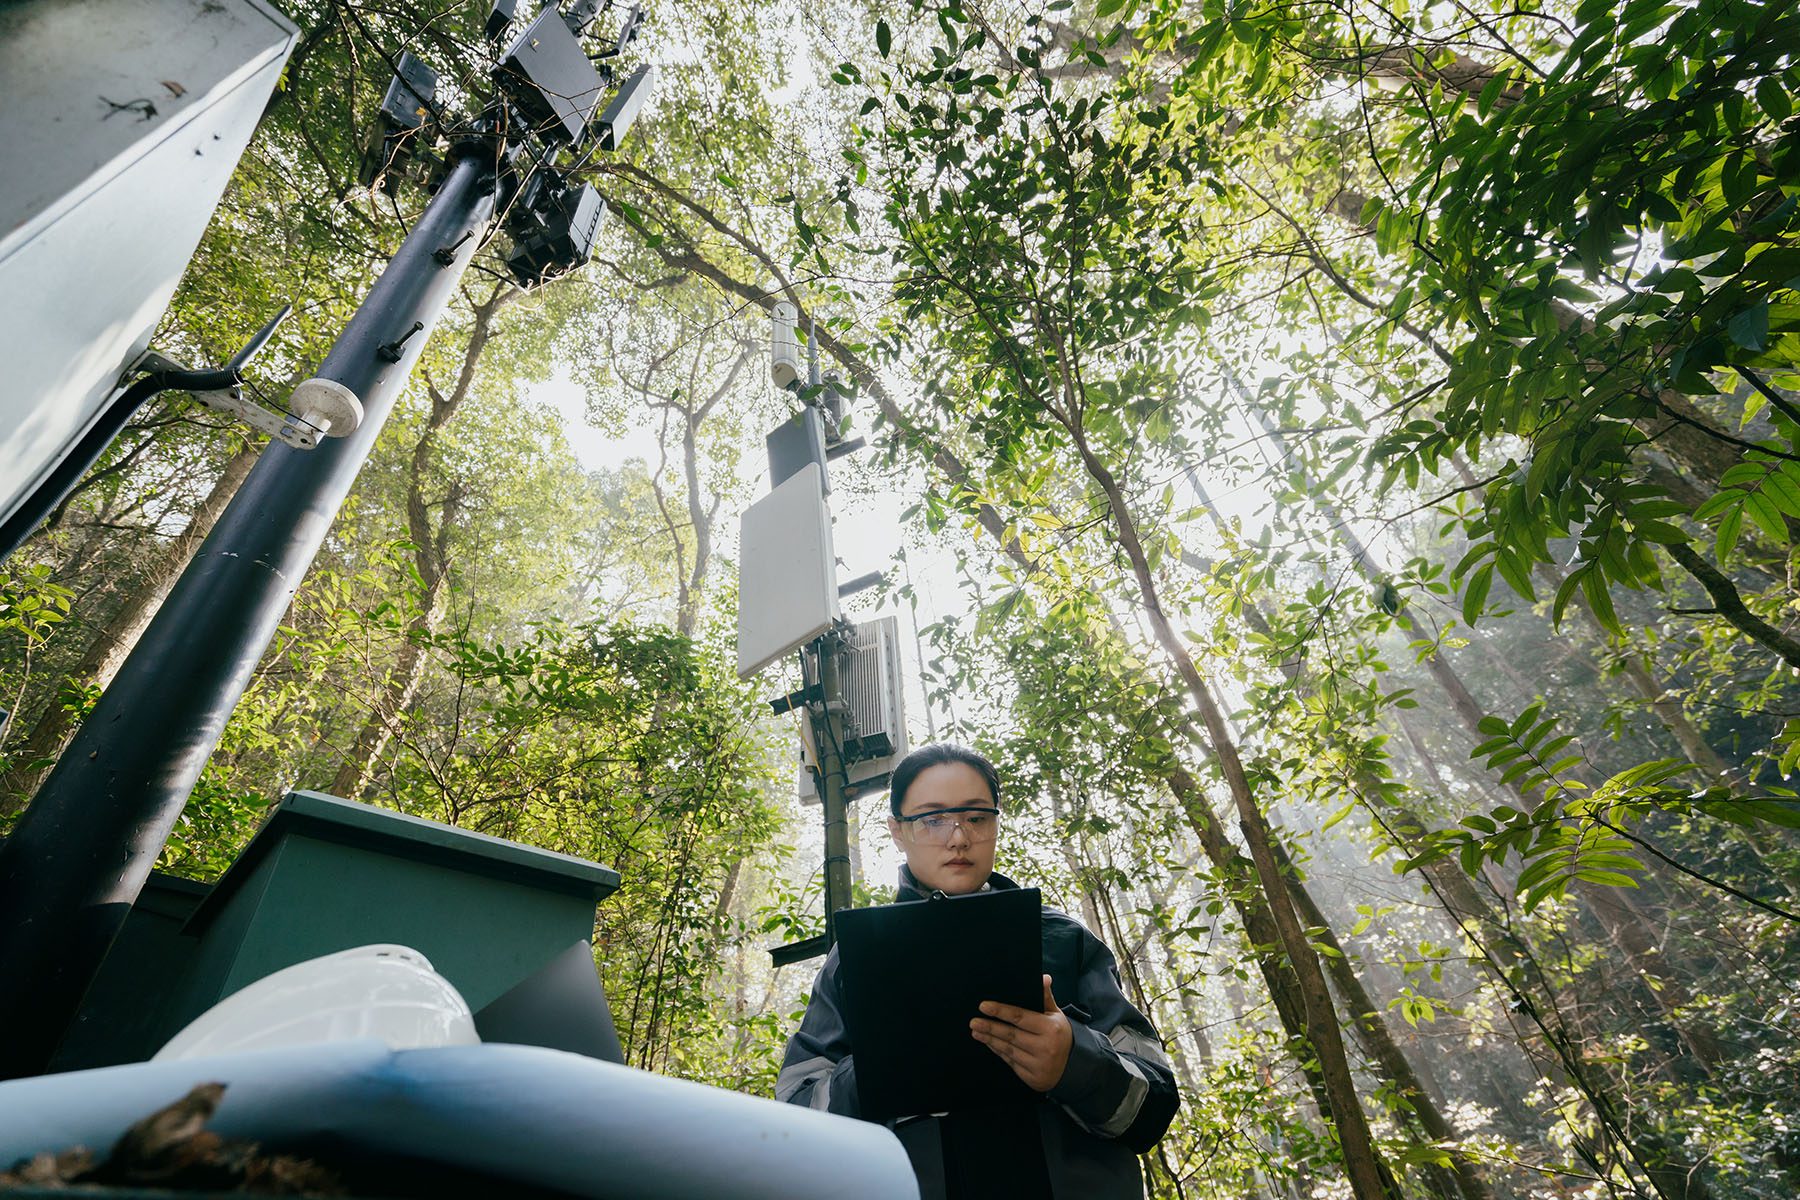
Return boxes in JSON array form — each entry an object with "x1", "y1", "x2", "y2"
[
  {"x1": 504, "y1": 173, "x2": 608, "y2": 288},
  {"x1": 595, "y1": 63, "x2": 656, "y2": 151},
  {"x1": 495, "y1": 6, "x2": 607, "y2": 145},
  {"x1": 484, "y1": 0, "x2": 519, "y2": 41},
  {"x1": 357, "y1": 52, "x2": 439, "y2": 195},
  {"x1": 770, "y1": 301, "x2": 802, "y2": 391}
]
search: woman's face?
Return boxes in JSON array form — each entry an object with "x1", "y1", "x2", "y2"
[{"x1": 886, "y1": 761, "x2": 999, "y2": 895}]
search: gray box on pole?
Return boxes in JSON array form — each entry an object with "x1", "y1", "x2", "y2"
[
  {"x1": 765, "y1": 407, "x2": 828, "y2": 491},
  {"x1": 0, "y1": 0, "x2": 297, "y2": 533}
]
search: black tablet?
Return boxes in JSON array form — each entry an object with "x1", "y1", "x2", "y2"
[{"x1": 833, "y1": 887, "x2": 1043, "y2": 1121}]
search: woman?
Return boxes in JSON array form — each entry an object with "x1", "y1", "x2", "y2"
[{"x1": 776, "y1": 743, "x2": 1179, "y2": 1199}]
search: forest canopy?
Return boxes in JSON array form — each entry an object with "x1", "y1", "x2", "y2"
[{"x1": 2, "y1": 0, "x2": 1797, "y2": 1196}]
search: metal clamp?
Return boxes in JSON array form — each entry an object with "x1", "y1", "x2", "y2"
[
  {"x1": 187, "y1": 378, "x2": 363, "y2": 451},
  {"x1": 191, "y1": 386, "x2": 321, "y2": 450}
]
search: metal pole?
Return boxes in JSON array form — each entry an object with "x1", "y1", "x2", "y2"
[
  {"x1": 0, "y1": 152, "x2": 497, "y2": 1078},
  {"x1": 813, "y1": 635, "x2": 855, "y2": 946},
  {"x1": 811, "y1": 369, "x2": 856, "y2": 948}
]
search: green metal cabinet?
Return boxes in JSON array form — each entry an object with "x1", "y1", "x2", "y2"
[{"x1": 54, "y1": 791, "x2": 620, "y2": 1070}]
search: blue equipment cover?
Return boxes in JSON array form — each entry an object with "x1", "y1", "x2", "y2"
[{"x1": 0, "y1": 1040, "x2": 918, "y2": 1199}]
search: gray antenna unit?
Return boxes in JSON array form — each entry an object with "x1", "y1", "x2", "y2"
[{"x1": 795, "y1": 617, "x2": 908, "y2": 804}]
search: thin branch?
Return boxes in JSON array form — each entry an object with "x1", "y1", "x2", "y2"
[{"x1": 1596, "y1": 815, "x2": 1800, "y2": 925}]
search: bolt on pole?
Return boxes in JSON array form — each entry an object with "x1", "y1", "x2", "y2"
[{"x1": 0, "y1": 151, "x2": 498, "y2": 1079}]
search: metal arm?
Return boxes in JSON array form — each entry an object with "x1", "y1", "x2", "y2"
[{"x1": 0, "y1": 306, "x2": 292, "y2": 561}]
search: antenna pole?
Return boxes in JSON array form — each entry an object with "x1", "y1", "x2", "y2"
[
  {"x1": 754, "y1": 296, "x2": 884, "y2": 965},
  {"x1": 811, "y1": 633, "x2": 854, "y2": 944},
  {"x1": 0, "y1": 153, "x2": 497, "y2": 1079}
]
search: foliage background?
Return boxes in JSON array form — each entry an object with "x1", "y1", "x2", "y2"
[{"x1": 3, "y1": 0, "x2": 1798, "y2": 1196}]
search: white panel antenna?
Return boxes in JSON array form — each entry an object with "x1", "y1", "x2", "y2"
[{"x1": 736, "y1": 462, "x2": 839, "y2": 679}]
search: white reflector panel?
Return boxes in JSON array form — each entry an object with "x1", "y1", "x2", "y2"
[
  {"x1": 737, "y1": 462, "x2": 838, "y2": 679},
  {"x1": 0, "y1": 0, "x2": 297, "y2": 531}
]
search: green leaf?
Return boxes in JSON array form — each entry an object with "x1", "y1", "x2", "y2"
[
  {"x1": 975, "y1": 588, "x2": 1025, "y2": 636},
  {"x1": 1476, "y1": 69, "x2": 1511, "y2": 117},
  {"x1": 1580, "y1": 570, "x2": 1621, "y2": 634},
  {"x1": 1574, "y1": 869, "x2": 1641, "y2": 889},
  {"x1": 1728, "y1": 302, "x2": 1770, "y2": 352},
  {"x1": 1632, "y1": 519, "x2": 1689, "y2": 545},
  {"x1": 1498, "y1": 758, "x2": 1543, "y2": 788},
  {"x1": 1762, "y1": 468, "x2": 1800, "y2": 518},
  {"x1": 1462, "y1": 562, "x2": 1494, "y2": 624},
  {"x1": 1692, "y1": 490, "x2": 1741, "y2": 521},
  {"x1": 1757, "y1": 79, "x2": 1793, "y2": 123},
  {"x1": 1452, "y1": 541, "x2": 1499, "y2": 580},
  {"x1": 1486, "y1": 746, "x2": 1528, "y2": 769},
  {"x1": 1495, "y1": 550, "x2": 1537, "y2": 602},
  {"x1": 876, "y1": 20, "x2": 892, "y2": 57},
  {"x1": 1716, "y1": 507, "x2": 1744, "y2": 559},
  {"x1": 1551, "y1": 567, "x2": 1584, "y2": 625},
  {"x1": 1745, "y1": 490, "x2": 1787, "y2": 541},
  {"x1": 1744, "y1": 247, "x2": 1800, "y2": 284},
  {"x1": 1721, "y1": 154, "x2": 1760, "y2": 209}
]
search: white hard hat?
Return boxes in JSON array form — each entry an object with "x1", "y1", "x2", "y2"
[{"x1": 153, "y1": 944, "x2": 479, "y2": 1062}]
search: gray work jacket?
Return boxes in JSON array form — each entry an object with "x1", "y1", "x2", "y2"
[{"x1": 775, "y1": 869, "x2": 1179, "y2": 1199}]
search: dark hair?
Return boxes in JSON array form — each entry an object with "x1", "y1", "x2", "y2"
[{"x1": 888, "y1": 743, "x2": 1000, "y2": 816}]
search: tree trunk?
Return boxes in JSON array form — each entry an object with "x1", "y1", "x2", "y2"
[
  {"x1": 1664, "y1": 542, "x2": 1800, "y2": 671},
  {"x1": 1170, "y1": 896, "x2": 1216, "y2": 1070},
  {"x1": 327, "y1": 561, "x2": 452, "y2": 799},
  {"x1": 327, "y1": 283, "x2": 514, "y2": 797},
  {"x1": 1162, "y1": 765, "x2": 1345, "y2": 1133},
  {"x1": 674, "y1": 405, "x2": 709, "y2": 638},
  {"x1": 1277, "y1": 841, "x2": 1495, "y2": 1200},
  {"x1": 647, "y1": 343, "x2": 745, "y2": 637},
  {"x1": 1203, "y1": 396, "x2": 1718, "y2": 1195},
  {"x1": 1440, "y1": 450, "x2": 1798, "y2": 891},
  {"x1": 1047, "y1": 783, "x2": 1106, "y2": 936},
  {"x1": 713, "y1": 856, "x2": 744, "y2": 925},
  {"x1": 2, "y1": 442, "x2": 259, "y2": 814},
  {"x1": 1242, "y1": 397, "x2": 1732, "y2": 1081},
  {"x1": 1086, "y1": 862, "x2": 1200, "y2": 1200},
  {"x1": 1387, "y1": 716, "x2": 1716, "y2": 1199},
  {"x1": 1531, "y1": 560, "x2": 1800, "y2": 900},
  {"x1": 846, "y1": 804, "x2": 864, "y2": 887}
]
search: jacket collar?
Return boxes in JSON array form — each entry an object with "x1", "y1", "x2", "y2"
[{"x1": 896, "y1": 864, "x2": 1019, "y2": 902}]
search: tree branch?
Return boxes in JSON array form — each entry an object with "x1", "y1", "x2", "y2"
[{"x1": 1665, "y1": 541, "x2": 1800, "y2": 670}]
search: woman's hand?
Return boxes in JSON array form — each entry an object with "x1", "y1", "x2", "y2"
[{"x1": 971, "y1": 974, "x2": 1073, "y2": 1092}]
